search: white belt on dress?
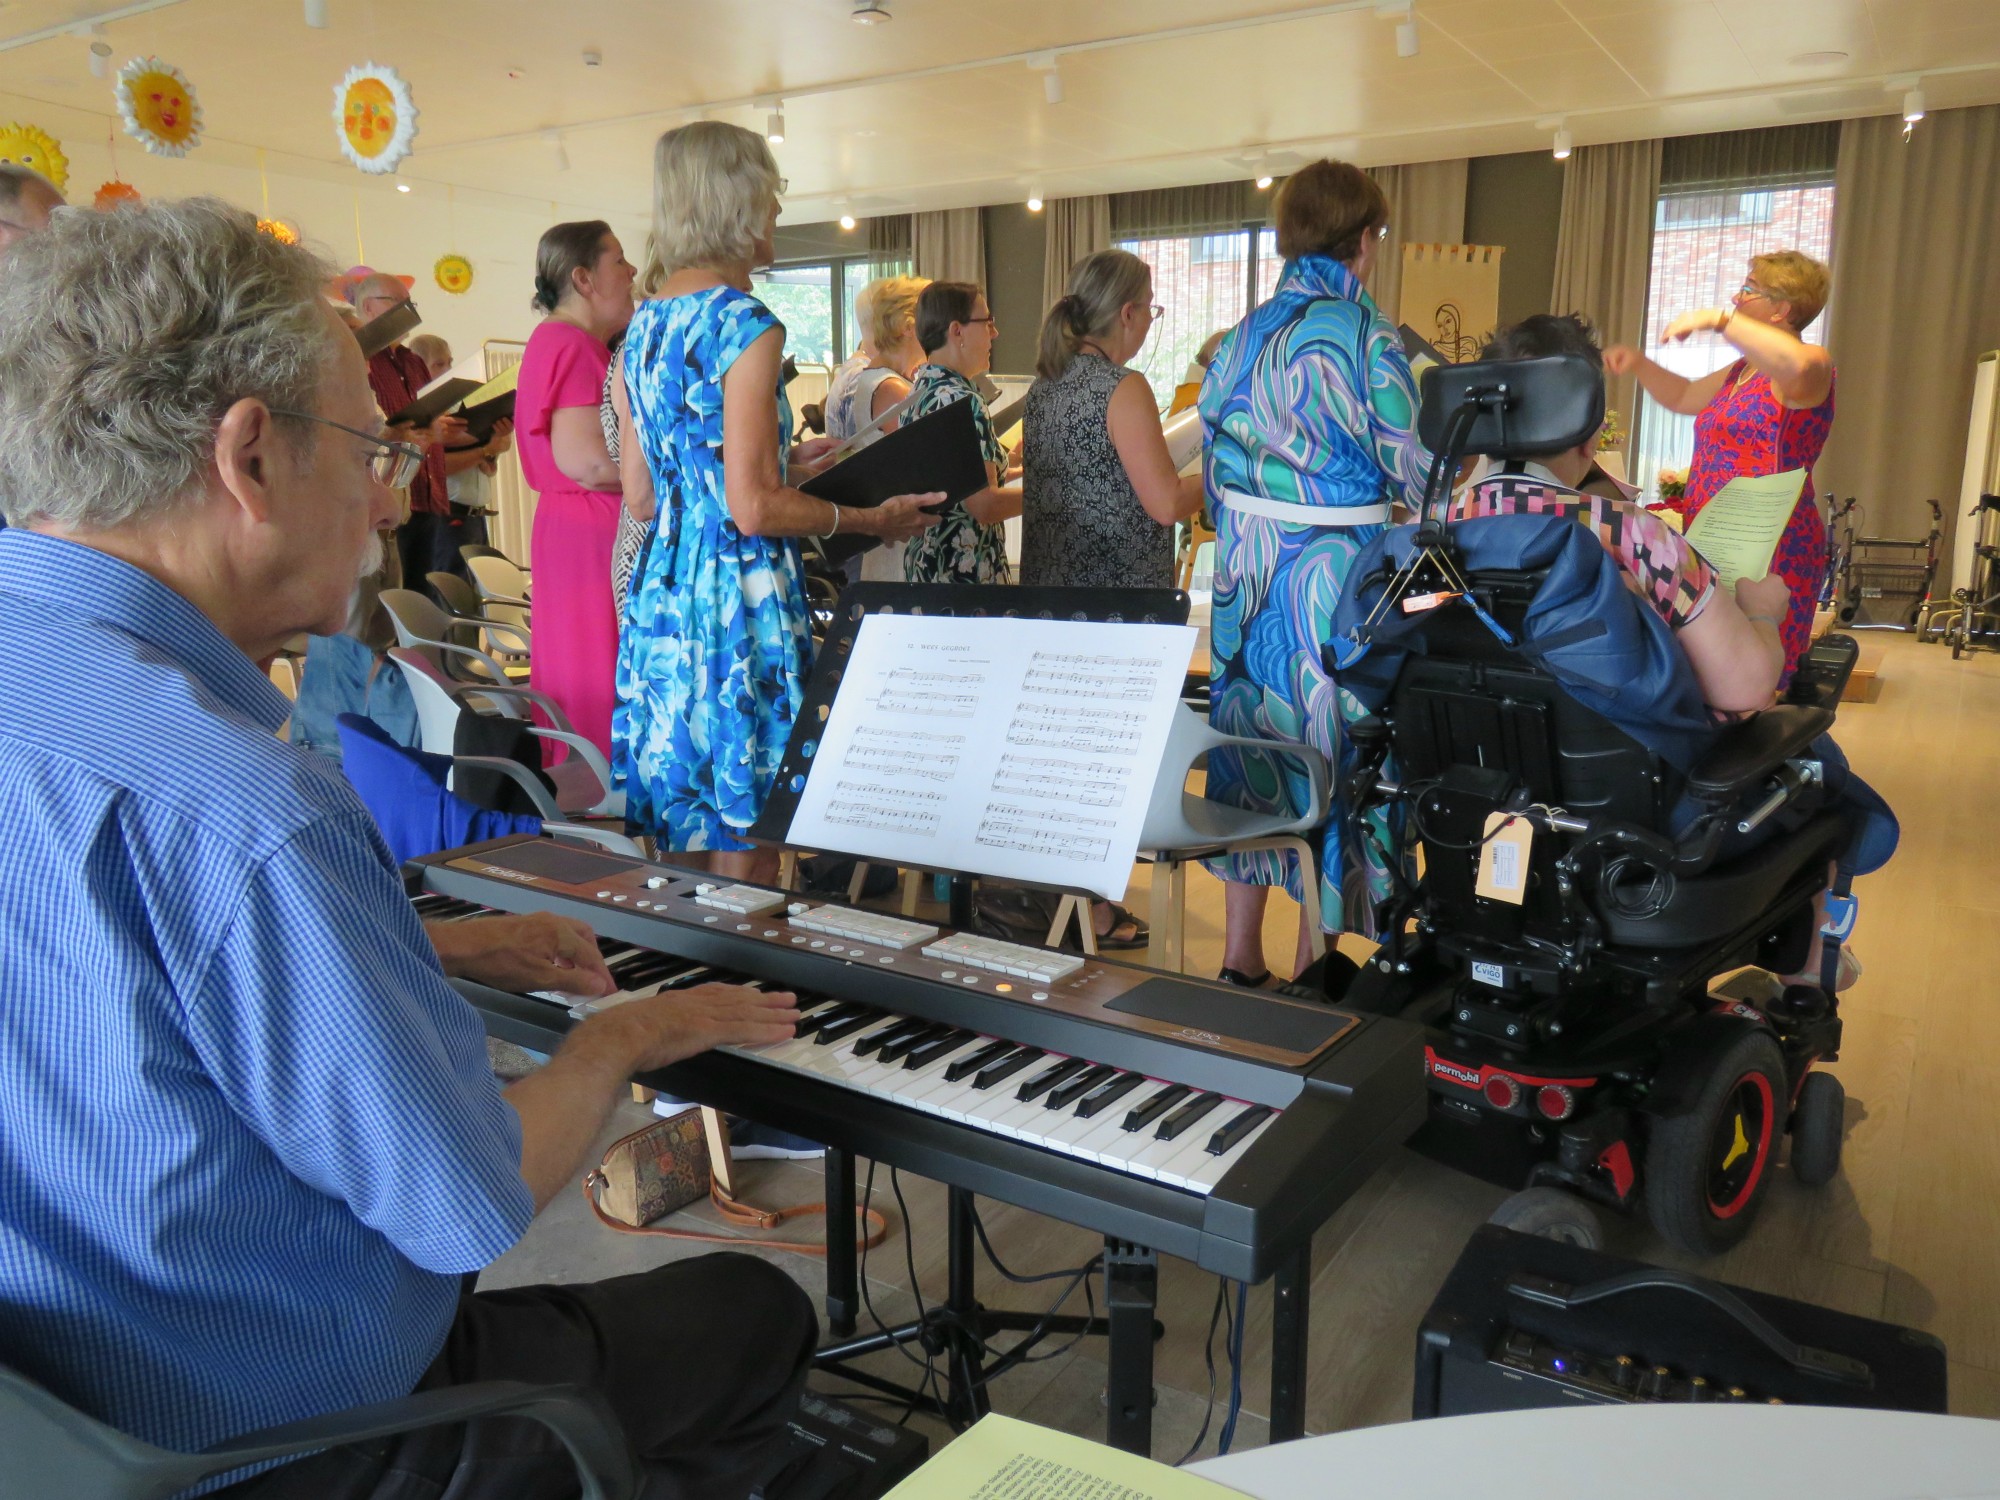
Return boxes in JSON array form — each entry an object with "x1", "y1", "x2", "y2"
[{"x1": 1217, "y1": 488, "x2": 1390, "y2": 528}]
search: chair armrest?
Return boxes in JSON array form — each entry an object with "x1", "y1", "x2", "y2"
[
  {"x1": 419, "y1": 632, "x2": 519, "y2": 687},
  {"x1": 1685, "y1": 705, "x2": 1836, "y2": 803},
  {"x1": 1203, "y1": 730, "x2": 1332, "y2": 828},
  {"x1": 468, "y1": 680, "x2": 577, "y2": 734},
  {"x1": 476, "y1": 590, "x2": 533, "y2": 611},
  {"x1": 453, "y1": 613, "x2": 530, "y2": 655},
  {"x1": 547, "y1": 823, "x2": 643, "y2": 856},
  {"x1": 526, "y1": 728, "x2": 616, "y2": 810},
  {"x1": 194, "y1": 1381, "x2": 635, "y2": 1500},
  {"x1": 449, "y1": 755, "x2": 563, "y2": 821}
]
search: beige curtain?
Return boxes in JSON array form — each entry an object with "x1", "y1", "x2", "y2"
[
  {"x1": 1042, "y1": 195, "x2": 1112, "y2": 313},
  {"x1": 1550, "y1": 139, "x2": 1662, "y2": 427},
  {"x1": 865, "y1": 214, "x2": 913, "y2": 277},
  {"x1": 1109, "y1": 181, "x2": 1252, "y2": 237},
  {"x1": 1818, "y1": 105, "x2": 2000, "y2": 554},
  {"x1": 912, "y1": 208, "x2": 986, "y2": 286},
  {"x1": 1367, "y1": 158, "x2": 1469, "y2": 326}
]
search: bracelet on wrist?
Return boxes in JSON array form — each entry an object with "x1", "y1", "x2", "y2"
[{"x1": 821, "y1": 502, "x2": 842, "y2": 539}]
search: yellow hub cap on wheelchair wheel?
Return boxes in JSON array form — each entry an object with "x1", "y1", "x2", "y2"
[{"x1": 1721, "y1": 1113, "x2": 1750, "y2": 1171}]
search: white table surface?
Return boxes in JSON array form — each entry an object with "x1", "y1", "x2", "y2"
[{"x1": 1188, "y1": 1404, "x2": 2000, "y2": 1499}]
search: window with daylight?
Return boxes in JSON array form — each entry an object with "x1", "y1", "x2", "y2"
[
  {"x1": 1114, "y1": 224, "x2": 1286, "y2": 407},
  {"x1": 1630, "y1": 125, "x2": 1838, "y2": 498},
  {"x1": 754, "y1": 253, "x2": 913, "y2": 371}
]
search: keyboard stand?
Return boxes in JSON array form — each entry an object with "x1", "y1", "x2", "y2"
[{"x1": 813, "y1": 1185, "x2": 1161, "y2": 1447}]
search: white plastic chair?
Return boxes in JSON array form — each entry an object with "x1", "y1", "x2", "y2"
[
  {"x1": 379, "y1": 588, "x2": 531, "y2": 687},
  {"x1": 1047, "y1": 702, "x2": 1330, "y2": 971},
  {"x1": 388, "y1": 647, "x2": 624, "y2": 821},
  {"x1": 427, "y1": 570, "x2": 532, "y2": 668},
  {"x1": 465, "y1": 554, "x2": 534, "y2": 646}
]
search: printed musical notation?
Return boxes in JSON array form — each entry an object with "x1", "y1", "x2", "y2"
[
  {"x1": 991, "y1": 754, "x2": 1127, "y2": 808},
  {"x1": 1006, "y1": 701, "x2": 1144, "y2": 756},
  {"x1": 786, "y1": 613, "x2": 1197, "y2": 900},
  {"x1": 976, "y1": 804, "x2": 1116, "y2": 865}
]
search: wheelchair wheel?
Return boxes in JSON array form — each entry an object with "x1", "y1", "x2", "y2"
[
  {"x1": 1789, "y1": 1070, "x2": 1846, "y2": 1187},
  {"x1": 1645, "y1": 1028, "x2": 1786, "y2": 1256},
  {"x1": 1489, "y1": 1186, "x2": 1604, "y2": 1250}
]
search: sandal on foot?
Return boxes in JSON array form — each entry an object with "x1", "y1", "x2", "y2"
[
  {"x1": 1092, "y1": 901, "x2": 1151, "y2": 951},
  {"x1": 1217, "y1": 966, "x2": 1272, "y2": 988}
]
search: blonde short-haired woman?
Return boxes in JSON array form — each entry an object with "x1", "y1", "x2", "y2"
[
  {"x1": 1606, "y1": 248, "x2": 1836, "y2": 686},
  {"x1": 823, "y1": 274, "x2": 930, "y2": 580},
  {"x1": 613, "y1": 121, "x2": 940, "y2": 880}
]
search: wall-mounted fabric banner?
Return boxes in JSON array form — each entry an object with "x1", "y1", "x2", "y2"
[{"x1": 1399, "y1": 243, "x2": 1505, "y2": 363}]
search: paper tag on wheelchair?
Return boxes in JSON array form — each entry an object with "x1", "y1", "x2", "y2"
[{"x1": 1475, "y1": 813, "x2": 1532, "y2": 904}]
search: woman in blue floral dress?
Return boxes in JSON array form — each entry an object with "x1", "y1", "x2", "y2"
[
  {"x1": 901, "y1": 281, "x2": 1020, "y2": 585},
  {"x1": 614, "y1": 121, "x2": 938, "y2": 881},
  {"x1": 1198, "y1": 160, "x2": 1431, "y2": 988}
]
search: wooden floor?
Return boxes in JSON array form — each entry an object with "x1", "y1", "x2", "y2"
[{"x1": 482, "y1": 629, "x2": 2000, "y2": 1461}]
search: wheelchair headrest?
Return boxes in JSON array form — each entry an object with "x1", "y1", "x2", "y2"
[{"x1": 1417, "y1": 354, "x2": 1605, "y2": 460}]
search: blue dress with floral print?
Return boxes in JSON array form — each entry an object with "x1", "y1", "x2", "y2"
[{"x1": 615, "y1": 286, "x2": 806, "y2": 852}]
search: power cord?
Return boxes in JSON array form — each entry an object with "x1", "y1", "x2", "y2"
[
  {"x1": 1218, "y1": 1280, "x2": 1248, "y2": 1453},
  {"x1": 1171, "y1": 1279, "x2": 1230, "y2": 1466},
  {"x1": 852, "y1": 1161, "x2": 941, "y2": 1425}
]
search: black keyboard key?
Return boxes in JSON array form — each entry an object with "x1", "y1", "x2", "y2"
[
  {"x1": 945, "y1": 1040, "x2": 1014, "y2": 1083},
  {"x1": 659, "y1": 965, "x2": 719, "y2": 991},
  {"x1": 878, "y1": 1023, "x2": 950, "y2": 1064},
  {"x1": 1015, "y1": 1057, "x2": 1089, "y2": 1104},
  {"x1": 1123, "y1": 1083, "x2": 1191, "y2": 1132},
  {"x1": 902, "y1": 1029, "x2": 979, "y2": 1070},
  {"x1": 797, "y1": 1003, "x2": 858, "y2": 1038},
  {"x1": 1155, "y1": 1091, "x2": 1224, "y2": 1142},
  {"x1": 974, "y1": 1047, "x2": 1045, "y2": 1091},
  {"x1": 1047, "y1": 1064, "x2": 1117, "y2": 1111},
  {"x1": 1073, "y1": 1072, "x2": 1145, "y2": 1119},
  {"x1": 854, "y1": 1017, "x2": 928, "y2": 1058},
  {"x1": 813, "y1": 1008, "x2": 884, "y2": 1046},
  {"x1": 1206, "y1": 1105, "x2": 1273, "y2": 1155}
]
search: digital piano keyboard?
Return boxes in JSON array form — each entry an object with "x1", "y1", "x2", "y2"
[{"x1": 413, "y1": 834, "x2": 1423, "y2": 1283}]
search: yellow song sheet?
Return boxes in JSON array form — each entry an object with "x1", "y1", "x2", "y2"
[
  {"x1": 886, "y1": 1414, "x2": 1247, "y2": 1500},
  {"x1": 1683, "y1": 468, "x2": 1807, "y2": 588}
]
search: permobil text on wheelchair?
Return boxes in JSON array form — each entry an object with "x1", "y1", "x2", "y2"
[{"x1": 1318, "y1": 352, "x2": 1888, "y2": 1256}]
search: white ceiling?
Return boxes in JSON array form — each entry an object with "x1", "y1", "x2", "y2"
[{"x1": 0, "y1": 0, "x2": 1996, "y2": 225}]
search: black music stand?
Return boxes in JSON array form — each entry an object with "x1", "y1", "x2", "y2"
[{"x1": 757, "y1": 583, "x2": 1187, "y2": 1450}]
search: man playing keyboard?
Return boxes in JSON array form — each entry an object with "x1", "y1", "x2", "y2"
[{"x1": 0, "y1": 199, "x2": 811, "y2": 1499}]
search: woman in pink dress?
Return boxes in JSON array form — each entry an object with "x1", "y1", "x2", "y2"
[
  {"x1": 1607, "y1": 250, "x2": 1835, "y2": 686},
  {"x1": 516, "y1": 220, "x2": 636, "y2": 756}
]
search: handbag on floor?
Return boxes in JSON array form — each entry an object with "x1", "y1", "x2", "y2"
[{"x1": 584, "y1": 1106, "x2": 886, "y2": 1256}]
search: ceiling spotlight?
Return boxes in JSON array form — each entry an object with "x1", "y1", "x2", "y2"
[
  {"x1": 766, "y1": 104, "x2": 786, "y2": 145},
  {"x1": 1026, "y1": 194, "x2": 1043, "y2": 212},
  {"x1": 839, "y1": 213, "x2": 857, "y2": 230},
  {"x1": 1396, "y1": 18, "x2": 1419, "y2": 56},
  {"x1": 851, "y1": 0, "x2": 893, "y2": 22},
  {"x1": 1044, "y1": 65, "x2": 1064, "y2": 104},
  {"x1": 86, "y1": 25, "x2": 111, "y2": 77},
  {"x1": 543, "y1": 129, "x2": 570, "y2": 172},
  {"x1": 1903, "y1": 87, "x2": 1926, "y2": 122},
  {"x1": 1553, "y1": 125, "x2": 1573, "y2": 159},
  {"x1": 582, "y1": 48, "x2": 602, "y2": 68},
  {"x1": 1255, "y1": 173, "x2": 1274, "y2": 190},
  {"x1": 303, "y1": 0, "x2": 328, "y2": 27}
]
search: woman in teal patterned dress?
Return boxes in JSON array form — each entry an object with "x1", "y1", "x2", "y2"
[
  {"x1": 614, "y1": 121, "x2": 939, "y2": 882},
  {"x1": 901, "y1": 281, "x2": 1021, "y2": 585},
  {"x1": 1199, "y1": 159, "x2": 1431, "y2": 989}
]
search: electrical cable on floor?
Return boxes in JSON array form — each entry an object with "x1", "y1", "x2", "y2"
[
  {"x1": 1172, "y1": 1278, "x2": 1231, "y2": 1466},
  {"x1": 885, "y1": 1168, "x2": 949, "y2": 1426},
  {"x1": 964, "y1": 1199, "x2": 1106, "y2": 1380},
  {"x1": 1218, "y1": 1280, "x2": 1247, "y2": 1453},
  {"x1": 969, "y1": 1202, "x2": 1098, "y2": 1284},
  {"x1": 852, "y1": 1160, "x2": 940, "y2": 1426}
]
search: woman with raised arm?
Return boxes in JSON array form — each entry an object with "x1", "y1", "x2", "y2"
[
  {"x1": 615, "y1": 121, "x2": 940, "y2": 884},
  {"x1": 1605, "y1": 250, "x2": 1835, "y2": 683}
]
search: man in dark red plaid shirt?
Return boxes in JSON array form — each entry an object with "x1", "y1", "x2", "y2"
[{"x1": 353, "y1": 273, "x2": 467, "y2": 581}]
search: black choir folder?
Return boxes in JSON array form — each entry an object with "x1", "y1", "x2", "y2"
[{"x1": 799, "y1": 397, "x2": 991, "y2": 565}]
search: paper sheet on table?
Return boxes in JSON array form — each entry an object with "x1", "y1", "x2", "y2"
[
  {"x1": 885, "y1": 1414, "x2": 1247, "y2": 1500},
  {"x1": 1684, "y1": 468, "x2": 1807, "y2": 588},
  {"x1": 785, "y1": 614, "x2": 1197, "y2": 901}
]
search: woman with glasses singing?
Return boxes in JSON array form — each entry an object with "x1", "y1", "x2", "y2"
[
  {"x1": 1198, "y1": 158, "x2": 1430, "y2": 995},
  {"x1": 1606, "y1": 251, "x2": 1835, "y2": 684},
  {"x1": 1021, "y1": 249, "x2": 1204, "y2": 592},
  {"x1": 901, "y1": 281, "x2": 1021, "y2": 585}
]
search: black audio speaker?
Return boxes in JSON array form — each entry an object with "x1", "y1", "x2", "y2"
[{"x1": 1416, "y1": 1226, "x2": 1947, "y2": 1419}]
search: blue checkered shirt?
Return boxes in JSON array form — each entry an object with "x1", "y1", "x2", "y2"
[{"x1": 0, "y1": 530, "x2": 534, "y2": 1473}]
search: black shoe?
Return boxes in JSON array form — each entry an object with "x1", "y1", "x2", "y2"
[{"x1": 1217, "y1": 966, "x2": 1271, "y2": 988}]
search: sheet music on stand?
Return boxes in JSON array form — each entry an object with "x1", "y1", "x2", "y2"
[{"x1": 762, "y1": 587, "x2": 1195, "y2": 901}]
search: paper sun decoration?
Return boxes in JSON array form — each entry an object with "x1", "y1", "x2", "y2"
[
  {"x1": 0, "y1": 123, "x2": 69, "y2": 191},
  {"x1": 94, "y1": 181, "x2": 143, "y2": 210},
  {"x1": 434, "y1": 253, "x2": 473, "y2": 294},
  {"x1": 336, "y1": 63, "x2": 417, "y2": 174},
  {"x1": 117, "y1": 57, "x2": 203, "y2": 157}
]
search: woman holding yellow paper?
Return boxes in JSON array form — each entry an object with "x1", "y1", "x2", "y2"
[{"x1": 1605, "y1": 250, "x2": 1834, "y2": 683}]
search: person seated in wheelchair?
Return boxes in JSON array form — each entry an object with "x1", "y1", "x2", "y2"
[{"x1": 1450, "y1": 315, "x2": 1794, "y2": 717}]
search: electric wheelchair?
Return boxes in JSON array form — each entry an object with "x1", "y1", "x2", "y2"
[{"x1": 1323, "y1": 355, "x2": 1882, "y2": 1256}]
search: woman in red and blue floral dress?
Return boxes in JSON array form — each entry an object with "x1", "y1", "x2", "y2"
[{"x1": 1607, "y1": 250, "x2": 1835, "y2": 687}]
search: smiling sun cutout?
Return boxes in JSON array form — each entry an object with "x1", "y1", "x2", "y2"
[
  {"x1": 336, "y1": 63, "x2": 418, "y2": 174},
  {"x1": 0, "y1": 123, "x2": 68, "y2": 191},
  {"x1": 434, "y1": 253, "x2": 473, "y2": 295},
  {"x1": 116, "y1": 57, "x2": 203, "y2": 157}
]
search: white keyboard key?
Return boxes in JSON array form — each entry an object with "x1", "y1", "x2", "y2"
[{"x1": 1182, "y1": 1115, "x2": 1277, "y2": 1194}]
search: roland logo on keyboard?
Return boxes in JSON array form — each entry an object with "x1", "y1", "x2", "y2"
[
  {"x1": 1176, "y1": 1027, "x2": 1223, "y2": 1045},
  {"x1": 475, "y1": 864, "x2": 540, "y2": 885}
]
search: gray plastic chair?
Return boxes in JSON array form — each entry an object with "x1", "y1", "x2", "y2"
[
  {"x1": 379, "y1": 588, "x2": 531, "y2": 687},
  {"x1": 427, "y1": 571, "x2": 532, "y2": 666},
  {"x1": 0, "y1": 1362, "x2": 637, "y2": 1500},
  {"x1": 388, "y1": 647, "x2": 624, "y2": 821},
  {"x1": 1049, "y1": 702, "x2": 1330, "y2": 970}
]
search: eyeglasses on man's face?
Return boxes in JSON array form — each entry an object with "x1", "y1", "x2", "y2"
[
  {"x1": 271, "y1": 408, "x2": 425, "y2": 488},
  {"x1": 1733, "y1": 280, "x2": 1776, "y2": 304}
]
